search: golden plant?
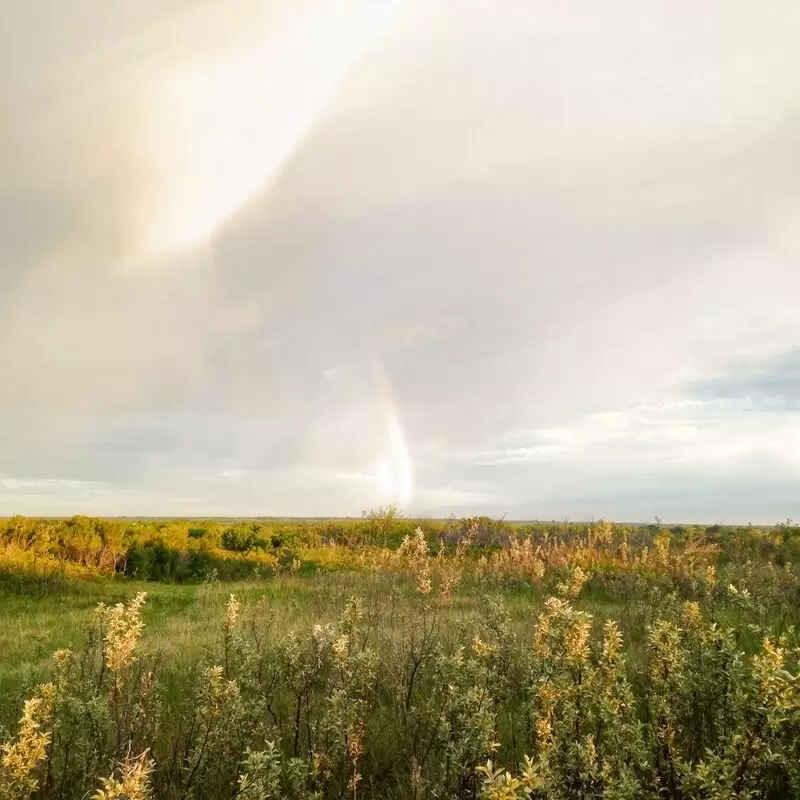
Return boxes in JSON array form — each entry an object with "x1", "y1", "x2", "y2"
[
  {"x1": 92, "y1": 751, "x2": 153, "y2": 800},
  {"x1": 398, "y1": 528, "x2": 432, "y2": 595},
  {"x1": 197, "y1": 665, "x2": 239, "y2": 719},
  {"x1": 225, "y1": 593, "x2": 240, "y2": 630},
  {"x1": 438, "y1": 523, "x2": 477, "y2": 602},
  {"x1": 0, "y1": 683, "x2": 54, "y2": 799},
  {"x1": 556, "y1": 566, "x2": 590, "y2": 599},
  {"x1": 98, "y1": 592, "x2": 147, "y2": 691},
  {"x1": 681, "y1": 600, "x2": 702, "y2": 629},
  {"x1": 347, "y1": 721, "x2": 365, "y2": 800}
]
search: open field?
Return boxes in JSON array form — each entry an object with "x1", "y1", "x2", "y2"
[{"x1": 1, "y1": 515, "x2": 799, "y2": 799}]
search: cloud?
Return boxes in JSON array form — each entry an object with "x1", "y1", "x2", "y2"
[
  {"x1": 2, "y1": 1, "x2": 800, "y2": 519},
  {"x1": 0, "y1": 476, "x2": 113, "y2": 493},
  {"x1": 691, "y1": 348, "x2": 800, "y2": 408}
]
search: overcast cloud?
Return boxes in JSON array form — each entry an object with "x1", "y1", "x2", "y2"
[{"x1": 2, "y1": 0, "x2": 800, "y2": 522}]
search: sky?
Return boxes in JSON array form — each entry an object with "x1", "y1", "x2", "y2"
[{"x1": 2, "y1": 1, "x2": 800, "y2": 523}]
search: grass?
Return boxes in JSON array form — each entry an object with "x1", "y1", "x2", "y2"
[
  {"x1": 0, "y1": 573, "x2": 549, "y2": 725},
  {"x1": 1, "y1": 566, "x2": 791, "y2": 716}
]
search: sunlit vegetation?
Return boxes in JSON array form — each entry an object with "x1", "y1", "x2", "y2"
[{"x1": 1, "y1": 512, "x2": 799, "y2": 798}]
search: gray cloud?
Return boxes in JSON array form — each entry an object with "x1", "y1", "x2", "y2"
[{"x1": 691, "y1": 349, "x2": 800, "y2": 408}]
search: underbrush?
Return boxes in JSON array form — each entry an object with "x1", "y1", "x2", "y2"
[{"x1": 1, "y1": 520, "x2": 799, "y2": 798}]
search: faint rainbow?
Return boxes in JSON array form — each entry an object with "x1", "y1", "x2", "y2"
[{"x1": 368, "y1": 348, "x2": 413, "y2": 508}]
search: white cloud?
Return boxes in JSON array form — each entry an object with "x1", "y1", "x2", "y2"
[
  {"x1": 0, "y1": 475, "x2": 113, "y2": 493},
  {"x1": 466, "y1": 397, "x2": 800, "y2": 493}
]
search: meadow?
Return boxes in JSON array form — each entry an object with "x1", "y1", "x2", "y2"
[{"x1": 1, "y1": 513, "x2": 798, "y2": 799}]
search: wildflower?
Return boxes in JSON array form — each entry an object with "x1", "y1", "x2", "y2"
[
  {"x1": 596, "y1": 519, "x2": 614, "y2": 547},
  {"x1": 100, "y1": 593, "x2": 147, "y2": 690},
  {"x1": 52, "y1": 649, "x2": 73, "y2": 685},
  {"x1": 533, "y1": 613, "x2": 551, "y2": 659},
  {"x1": 618, "y1": 530, "x2": 630, "y2": 563},
  {"x1": 654, "y1": 532, "x2": 670, "y2": 566},
  {"x1": 347, "y1": 721, "x2": 365, "y2": 761},
  {"x1": 728, "y1": 582, "x2": 750, "y2": 601},
  {"x1": 681, "y1": 600, "x2": 702, "y2": 629},
  {"x1": 472, "y1": 634, "x2": 497, "y2": 658},
  {"x1": 312, "y1": 751, "x2": 329, "y2": 776},
  {"x1": 752, "y1": 636, "x2": 796, "y2": 708},
  {"x1": 225, "y1": 594, "x2": 240, "y2": 629},
  {"x1": 535, "y1": 714, "x2": 552, "y2": 744},
  {"x1": 534, "y1": 682, "x2": 558, "y2": 736},
  {"x1": 564, "y1": 618, "x2": 591, "y2": 664},
  {"x1": 348, "y1": 722, "x2": 365, "y2": 800},
  {"x1": 93, "y1": 751, "x2": 153, "y2": 800},
  {"x1": 556, "y1": 566, "x2": 589, "y2": 599},
  {"x1": 198, "y1": 666, "x2": 239, "y2": 718},
  {"x1": 333, "y1": 634, "x2": 352, "y2": 663},
  {"x1": 0, "y1": 683, "x2": 54, "y2": 797},
  {"x1": 342, "y1": 596, "x2": 365, "y2": 626},
  {"x1": 601, "y1": 620, "x2": 623, "y2": 665},
  {"x1": 583, "y1": 734, "x2": 597, "y2": 768},
  {"x1": 648, "y1": 620, "x2": 683, "y2": 682},
  {"x1": 399, "y1": 528, "x2": 433, "y2": 595},
  {"x1": 705, "y1": 564, "x2": 717, "y2": 591}
]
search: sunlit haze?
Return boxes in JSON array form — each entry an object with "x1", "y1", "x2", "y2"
[{"x1": 140, "y1": 1, "x2": 405, "y2": 254}]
